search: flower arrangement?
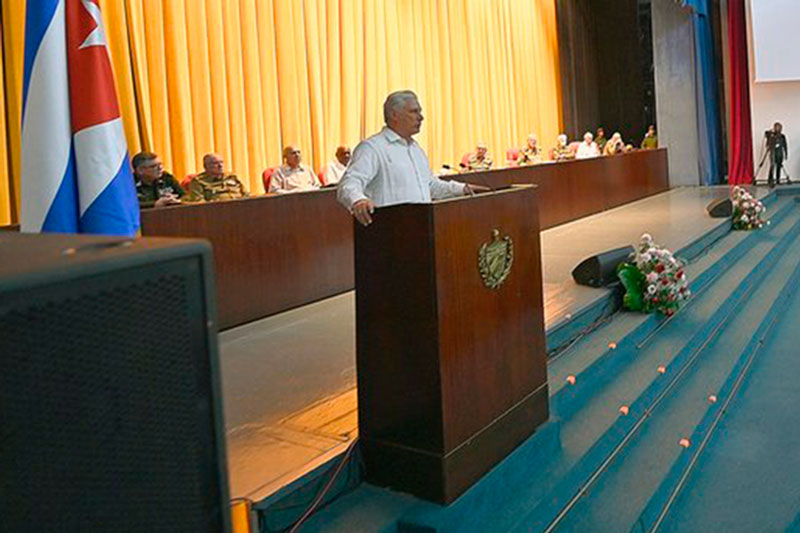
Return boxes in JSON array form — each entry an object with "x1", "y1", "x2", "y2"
[
  {"x1": 731, "y1": 186, "x2": 767, "y2": 230},
  {"x1": 617, "y1": 233, "x2": 691, "y2": 316}
]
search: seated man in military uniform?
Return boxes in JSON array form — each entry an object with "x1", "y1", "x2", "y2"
[
  {"x1": 466, "y1": 142, "x2": 493, "y2": 171},
  {"x1": 552, "y1": 134, "x2": 574, "y2": 161},
  {"x1": 604, "y1": 132, "x2": 626, "y2": 155},
  {"x1": 132, "y1": 151, "x2": 184, "y2": 208},
  {"x1": 595, "y1": 127, "x2": 608, "y2": 152},
  {"x1": 640, "y1": 125, "x2": 658, "y2": 149},
  {"x1": 518, "y1": 133, "x2": 542, "y2": 166},
  {"x1": 186, "y1": 153, "x2": 248, "y2": 202}
]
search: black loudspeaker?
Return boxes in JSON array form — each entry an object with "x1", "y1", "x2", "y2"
[
  {"x1": 0, "y1": 233, "x2": 230, "y2": 532},
  {"x1": 572, "y1": 246, "x2": 635, "y2": 287},
  {"x1": 706, "y1": 198, "x2": 733, "y2": 218}
]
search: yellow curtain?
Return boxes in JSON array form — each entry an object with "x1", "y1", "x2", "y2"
[
  {"x1": 1, "y1": 0, "x2": 25, "y2": 226},
  {"x1": 0, "y1": 0, "x2": 561, "y2": 217},
  {"x1": 0, "y1": 16, "x2": 11, "y2": 226}
]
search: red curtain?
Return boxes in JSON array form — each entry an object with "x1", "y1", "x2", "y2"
[{"x1": 727, "y1": 0, "x2": 754, "y2": 184}]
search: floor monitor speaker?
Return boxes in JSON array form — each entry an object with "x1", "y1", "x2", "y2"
[
  {"x1": 0, "y1": 233, "x2": 230, "y2": 532},
  {"x1": 571, "y1": 246, "x2": 635, "y2": 287},
  {"x1": 706, "y1": 198, "x2": 733, "y2": 218}
]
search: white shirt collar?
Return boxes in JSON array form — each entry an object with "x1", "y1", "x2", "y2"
[{"x1": 382, "y1": 126, "x2": 414, "y2": 146}]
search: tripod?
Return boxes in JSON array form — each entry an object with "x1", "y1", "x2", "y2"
[{"x1": 755, "y1": 133, "x2": 792, "y2": 186}]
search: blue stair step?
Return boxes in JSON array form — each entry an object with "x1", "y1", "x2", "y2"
[
  {"x1": 517, "y1": 205, "x2": 800, "y2": 532},
  {"x1": 649, "y1": 250, "x2": 800, "y2": 532},
  {"x1": 542, "y1": 205, "x2": 800, "y2": 532}
]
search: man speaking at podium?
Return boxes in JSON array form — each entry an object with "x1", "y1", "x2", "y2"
[{"x1": 338, "y1": 90, "x2": 488, "y2": 226}]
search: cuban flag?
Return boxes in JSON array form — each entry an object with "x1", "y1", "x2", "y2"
[{"x1": 21, "y1": 0, "x2": 139, "y2": 236}]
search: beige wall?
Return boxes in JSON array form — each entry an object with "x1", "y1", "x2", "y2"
[{"x1": 746, "y1": 0, "x2": 800, "y2": 182}]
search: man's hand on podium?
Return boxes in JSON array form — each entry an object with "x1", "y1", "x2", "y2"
[
  {"x1": 353, "y1": 198, "x2": 376, "y2": 226},
  {"x1": 464, "y1": 183, "x2": 491, "y2": 196}
]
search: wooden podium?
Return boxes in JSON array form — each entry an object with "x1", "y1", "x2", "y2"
[{"x1": 354, "y1": 185, "x2": 549, "y2": 504}]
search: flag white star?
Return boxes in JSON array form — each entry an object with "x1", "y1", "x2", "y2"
[{"x1": 78, "y1": 0, "x2": 107, "y2": 49}]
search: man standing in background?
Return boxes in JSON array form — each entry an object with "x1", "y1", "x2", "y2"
[{"x1": 767, "y1": 122, "x2": 789, "y2": 188}]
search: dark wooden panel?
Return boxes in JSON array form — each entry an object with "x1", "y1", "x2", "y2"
[
  {"x1": 353, "y1": 204, "x2": 443, "y2": 452},
  {"x1": 0, "y1": 224, "x2": 19, "y2": 232},
  {"x1": 603, "y1": 149, "x2": 669, "y2": 209},
  {"x1": 140, "y1": 189, "x2": 353, "y2": 330},
  {"x1": 461, "y1": 148, "x2": 669, "y2": 230},
  {"x1": 433, "y1": 189, "x2": 547, "y2": 450},
  {"x1": 354, "y1": 187, "x2": 549, "y2": 503}
]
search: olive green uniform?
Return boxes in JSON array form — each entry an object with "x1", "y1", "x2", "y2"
[
  {"x1": 641, "y1": 134, "x2": 658, "y2": 150},
  {"x1": 518, "y1": 146, "x2": 541, "y2": 165},
  {"x1": 553, "y1": 145, "x2": 574, "y2": 161},
  {"x1": 135, "y1": 172, "x2": 184, "y2": 208},
  {"x1": 186, "y1": 172, "x2": 248, "y2": 202},
  {"x1": 467, "y1": 154, "x2": 493, "y2": 171}
]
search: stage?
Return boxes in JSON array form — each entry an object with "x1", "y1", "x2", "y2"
[{"x1": 219, "y1": 185, "x2": 768, "y2": 503}]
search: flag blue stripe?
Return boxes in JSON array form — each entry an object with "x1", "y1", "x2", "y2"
[
  {"x1": 22, "y1": 0, "x2": 62, "y2": 115},
  {"x1": 41, "y1": 145, "x2": 79, "y2": 233},
  {"x1": 79, "y1": 154, "x2": 140, "y2": 236}
]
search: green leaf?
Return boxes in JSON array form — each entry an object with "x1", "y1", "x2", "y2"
[{"x1": 617, "y1": 262, "x2": 646, "y2": 312}]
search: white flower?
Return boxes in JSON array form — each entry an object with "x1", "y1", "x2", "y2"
[
  {"x1": 641, "y1": 233, "x2": 653, "y2": 243},
  {"x1": 741, "y1": 214, "x2": 749, "y2": 222},
  {"x1": 647, "y1": 284, "x2": 657, "y2": 295},
  {"x1": 641, "y1": 253, "x2": 652, "y2": 263}
]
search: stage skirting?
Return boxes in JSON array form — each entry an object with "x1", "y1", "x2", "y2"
[{"x1": 141, "y1": 148, "x2": 668, "y2": 329}]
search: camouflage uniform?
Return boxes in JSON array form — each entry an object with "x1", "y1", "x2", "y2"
[
  {"x1": 518, "y1": 146, "x2": 541, "y2": 166},
  {"x1": 186, "y1": 172, "x2": 248, "y2": 202},
  {"x1": 467, "y1": 153, "x2": 493, "y2": 171},
  {"x1": 553, "y1": 145, "x2": 574, "y2": 161}
]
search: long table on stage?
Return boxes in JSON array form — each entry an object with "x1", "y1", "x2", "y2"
[
  {"x1": 463, "y1": 147, "x2": 669, "y2": 229},
  {"x1": 141, "y1": 148, "x2": 668, "y2": 330},
  {"x1": 140, "y1": 189, "x2": 354, "y2": 330}
]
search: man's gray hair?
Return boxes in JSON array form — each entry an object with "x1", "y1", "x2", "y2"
[{"x1": 383, "y1": 90, "x2": 418, "y2": 123}]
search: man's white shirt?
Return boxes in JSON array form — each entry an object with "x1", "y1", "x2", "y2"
[
  {"x1": 323, "y1": 160, "x2": 346, "y2": 185},
  {"x1": 270, "y1": 164, "x2": 321, "y2": 193},
  {"x1": 575, "y1": 141, "x2": 600, "y2": 159},
  {"x1": 337, "y1": 127, "x2": 465, "y2": 209}
]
